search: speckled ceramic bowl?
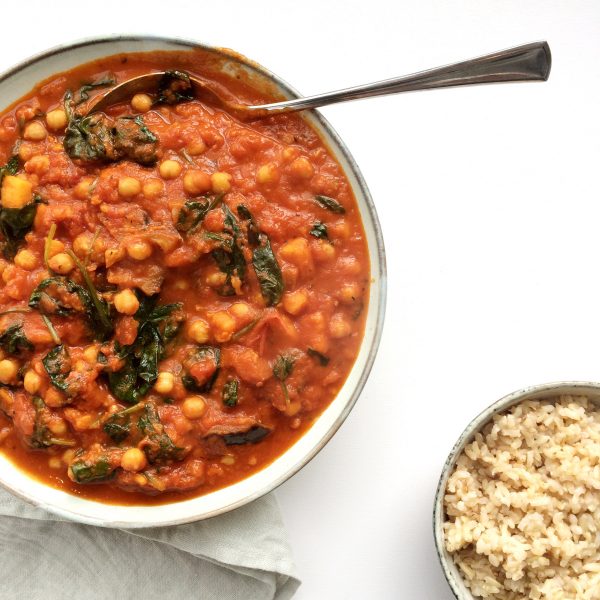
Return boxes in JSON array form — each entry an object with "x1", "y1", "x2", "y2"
[
  {"x1": 0, "y1": 36, "x2": 386, "y2": 528},
  {"x1": 433, "y1": 381, "x2": 600, "y2": 599}
]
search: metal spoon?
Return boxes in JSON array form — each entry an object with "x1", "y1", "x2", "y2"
[{"x1": 89, "y1": 41, "x2": 551, "y2": 120}]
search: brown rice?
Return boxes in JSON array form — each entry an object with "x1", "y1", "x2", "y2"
[{"x1": 444, "y1": 396, "x2": 600, "y2": 599}]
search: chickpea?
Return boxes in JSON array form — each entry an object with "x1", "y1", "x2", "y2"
[
  {"x1": 18, "y1": 144, "x2": 33, "y2": 162},
  {"x1": 46, "y1": 109, "x2": 68, "y2": 131},
  {"x1": 210, "y1": 311, "x2": 236, "y2": 343},
  {"x1": 282, "y1": 146, "x2": 300, "y2": 162},
  {"x1": 47, "y1": 239, "x2": 65, "y2": 257},
  {"x1": 143, "y1": 178, "x2": 163, "y2": 199},
  {"x1": 339, "y1": 282, "x2": 360, "y2": 304},
  {"x1": 159, "y1": 159, "x2": 182, "y2": 179},
  {"x1": 13, "y1": 249, "x2": 37, "y2": 270},
  {"x1": 74, "y1": 177, "x2": 95, "y2": 200},
  {"x1": 154, "y1": 372, "x2": 174, "y2": 395},
  {"x1": 23, "y1": 121, "x2": 46, "y2": 141},
  {"x1": 330, "y1": 221, "x2": 350, "y2": 240},
  {"x1": 305, "y1": 311, "x2": 326, "y2": 331},
  {"x1": 339, "y1": 256, "x2": 362, "y2": 275},
  {"x1": 44, "y1": 387, "x2": 66, "y2": 407},
  {"x1": 118, "y1": 176, "x2": 142, "y2": 197},
  {"x1": 283, "y1": 289, "x2": 309, "y2": 315},
  {"x1": 206, "y1": 272, "x2": 227, "y2": 288},
  {"x1": 1, "y1": 265, "x2": 14, "y2": 283},
  {"x1": 126, "y1": 240, "x2": 152, "y2": 261},
  {"x1": 211, "y1": 171, "x2": 232, "y2": 193},
  {"x1": 256, "y1": 163, "x2": 280, "y2": 185},
  {"x1": 312, "y1": 239, "x2": 336, "y2": 262},
  {"x1": 82, "y1": 345, "x2": 98, "y2": 364},
  {"x1": 187, "y1": 319, "x2": 210, "y2": 344},
  {"x1": 183, "y1": 170, "x2": 211, "y2": 195},
  {"x1": 62, "y1": 449, "x2": 76, "y2": 465},
  {"x1": 279, "y1": 237, "x2": 311, "y2": 267},
  {"x1": 288, "y1": 156, "x2": 314, "y2": 180},
  {"x1": 105, "y1": 246, "x2": 126, "y2": 267},
  {"x1": 121, "y1": 448, "x2": 147, "y2": 472},
  {"x1": 230, "y1": 302, "x2": 251, "y2": 319},
  {"x1": 1, "y1": 175, "x2": 32, "y2": 208},
  {"x1": 0, "y1": 359, "x2": 18, "y2": 384},
  {"x1": 174, "y1": 279, "x2": 190, "y2": 291},
  {"x1": 186, "y1": 139, "x2": 206, "y2": 155},
  {"x1": 26, "y1": 155, "x2": 50, "y2": 174},
  {"x1": 114, "y1": 289, "x2": 140, "y2": 315},
  {"x1": 23, "y1": 370, "x2": 42, "y2": 394},
  {"x1": 182, "y1": 396, "x2": 207, "y2": 419},
  {"x1": 48, "y1": 419, "x2": 67, "y2": 435},
  {"x1": 329, "y1": 313, "x2": 352, "y2": 338},
  {"x1": 73, "y1": 233, "x2": 92, "y2": 257},
  {"x1": 74, "y1": 415, "x2": 93, "y2": 431},
  {"x1": 131, "y1": 93, "x2": 153, "y2": 113},
  {"x1": 48, "y1": 252, "x2": 75, "y2": 274}
]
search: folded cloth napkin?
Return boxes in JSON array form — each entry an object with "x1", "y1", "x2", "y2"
[{"x1": 0, "y1": 487, "x2": 300, "y2": 600}]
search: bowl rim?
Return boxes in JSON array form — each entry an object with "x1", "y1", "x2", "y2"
[
  {"x1": 432, "y1": 380, "x2": 600, "y2": 599},
  {"x1": 0, "y1": 34, "x2": 387, "y2": 526}
]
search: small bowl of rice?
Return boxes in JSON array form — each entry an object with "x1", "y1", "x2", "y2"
[{"x1": 433, "y1": 381, "x2": 600, "y2": 600}]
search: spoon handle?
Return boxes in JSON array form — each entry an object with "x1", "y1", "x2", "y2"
[{"x1": 248, "y1": 41, "x2": 551, "y2": 116}]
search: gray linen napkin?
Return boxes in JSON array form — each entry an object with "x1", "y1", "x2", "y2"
[{"x1": 0, "y1": 487, "x2": 300, "y2": 600}]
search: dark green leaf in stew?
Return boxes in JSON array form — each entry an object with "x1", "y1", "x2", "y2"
[
  {"x1": 222, "y1": 378, "x2": 239, "y2": 408},
  {"x1": 156, "y1": 71, "x2": 195, "y2": 105},
  {"x1": 314, "y1": 194, "x2": 346, "y2": 214}
]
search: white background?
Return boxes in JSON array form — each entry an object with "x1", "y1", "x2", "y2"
[{"x1": 3, "y1": 1, "x2": 600, "y2": 598}]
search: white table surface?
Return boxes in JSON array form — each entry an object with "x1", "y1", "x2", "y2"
[{"x1": 2, "y1": 1, "x2": 599, "y2": 597}]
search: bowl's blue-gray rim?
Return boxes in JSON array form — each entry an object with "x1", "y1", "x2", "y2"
[
  {"x1": 432, "y1": 380, "x2": 600, "y2": 599},
  {"x1": 0, "y1": 34, "x2": 388, "y2": 526}
]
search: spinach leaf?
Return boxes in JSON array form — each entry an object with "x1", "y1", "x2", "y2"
[
  {"x1": 209, "y1": 204, "x2": 246, "y2": 296},
  {"x1": 107, "y1": 295, "x2": 181, "y2": 404},
  {"x1": 63, "y1": 92, "x2": 158, "y2": 165},
  {"x1": 156, "y1": 71, "x2": 195, "y2": 105},
  {"x1": 273, "y1": 354, "x2": 295, "y2": 404},
  {"x1": 29, "y1": 396, "x2": 74, "y2": 449},
  {"x1": 63, "y1": 93, "x2": 113, "y2": 162},
  {"x1": 309, "y1": 221, "x2": 329, "y2": 240},
  {"x1": 252, "y1": 236, "x2": 283, "y2": 306},
  {"x1": 177, "y1": 194, "x2": 222, "y2": 233},
  {"x1": 0, "y1": 323, "x2": 32, "y2": 356},
  {"x1": 237, "y1": 205, "x2": 283, "y2": 306},
  {"x1": 0, "y1": 195, "x2": 42, "y2": 259},
  {"x1": 315, "y1": 194, "x2": 346, "y2": 214},
  {"x1": 138, "y1": 403, "x2": 185, "y2": 463},
  {"x1": 0, "y1": 155, "x2": 19, "y2": 186},
  {"x1": 182, "y1": 345, "x2": 221, "y2": 394},
  {"x1": 236, "y1": 204, "x2": 259, "y2": 245},
  {"x1": 307, "y1": 347, "x2": 330, "y2": 366},
  {"x1": 223, "y1": 425, "x2": 270, "y2": 446},
  {"x1": 73, "y1": 74, "x2": 116, "y2": 105},
  {"x1": 70, "y1": 457, "x2": 114, "y2": 483},
  {"x1": 29, "y1": 277, "x2": 88, "y2": 317},
  {"x1": 222, "y1": 378, "x2": 239, "y2": 408},
  {"x1": 42, "y1": 344, "x2": 71, "y2": 393},
  {"x1": 103, "y1": 402, "x2": 143, "y2": 443},
  {"x1": 66, "y1": 251, "x2": 113, "y2": 341}
]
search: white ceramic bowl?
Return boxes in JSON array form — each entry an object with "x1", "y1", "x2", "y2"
[
  {"x1": 433, "y1": 381, "x2": 600, "y2": 599},
  {"x1": 0, "y1": 36, "x2": 386, "y2": 527}
]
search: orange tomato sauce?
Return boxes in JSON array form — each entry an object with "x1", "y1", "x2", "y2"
[{"x1": 0, "y1": 49, "x2": 369, "y2": 504}]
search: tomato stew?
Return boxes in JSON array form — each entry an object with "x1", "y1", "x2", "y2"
[{"x1": 0, "y1": 51, "x2": 369, "y2": 504}]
